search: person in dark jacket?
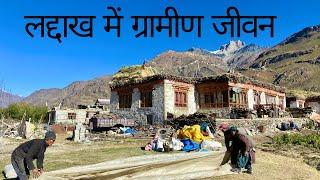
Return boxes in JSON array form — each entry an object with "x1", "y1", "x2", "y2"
[
  {"x1": 11, "y1": 131, "x2": 56, "y2": 180},
  {"x1": 230, "y1": 129, "x2": 255, "y2": 174},
  {"x1": 219, "y1": 123, "x2": 237, "y2": 166}
]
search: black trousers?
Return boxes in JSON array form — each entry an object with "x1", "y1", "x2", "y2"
[{"x1": 11, "y1": 153, "x2": 30, "y2": 180}]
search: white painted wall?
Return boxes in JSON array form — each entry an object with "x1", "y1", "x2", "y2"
[
  {"x1": 260, "y1": 92, "x2": 266, "y2": 104},
  {"x1": 187, "y1": 86, "x2": 197, "y2": 115},
  {"x1": 275, "y1": 96, "x2": 279, "y2": 106},
  {"x1": 163, "y1": 80, "x2": 196, "y2": 118},
  {"x1": 247, "y1": 89, "x2": 254, "y2": 110}
]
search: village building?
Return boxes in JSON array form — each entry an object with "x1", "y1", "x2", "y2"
[
  {"x1": 48, "y1": 99, "x2": 111, "y2": 124},
  {"x1": 48, "y1": 108, "x2": 87, "y2": 124},
  {"x1": 305, "y1": 96, "x2": 320, "y2": 113},
  {"x1": 110, "y1": 73, "x2": 286, "y2": 124},
  {"x1": 287, "y1": 95, "x2": 306, "y2": 108}
]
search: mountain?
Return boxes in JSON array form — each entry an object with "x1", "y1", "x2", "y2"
[
  {"x1": 241, "y1": 25, "x2": 320, "y2": 92},
  {"x1": 225, "y1": 44, "x2": 267, "y2": 68},
  {"x1": 23, "y1": 76, "x2": 112, "y2": 108},
  {"x1": 213, "y1": 40, "x2": 246, "y2": 56},
  {"x1": 188, "y1": 41, "x2": 266, "y2": 68},
  {"x1": 0, "y1": 90, "x2": 23, "y2": 108},
  {"x1": 145, "y1": 50, "x2": 228, "y2": 78}
]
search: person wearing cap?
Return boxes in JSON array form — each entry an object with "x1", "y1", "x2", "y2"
[{"x1": 11, "y1": 131, "x2": 56, "y2": 180}]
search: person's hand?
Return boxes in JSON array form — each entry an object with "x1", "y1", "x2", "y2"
[{"x1": 32, "y1": 169, "x2": 40, "y2": 178}]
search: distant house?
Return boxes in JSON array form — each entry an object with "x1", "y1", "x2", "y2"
[
  {"x1": 48, "y1": 99, "x2": 110, "y2": 124},
  {"x1": 287, "y1": 96, "x2": 306, "y2": 108},
  {"x1": 305, "y1": 96, "x2": 320, "y2": 113},
  {"x1": 95, "y1": 99, "x2": 110, "y2": 106},
  {"x1": 48, "y1": 108, "x2": 87, "y2": 124},
  {"x1": 109, "y1": 73, "x2": 286, "y2": 124}
]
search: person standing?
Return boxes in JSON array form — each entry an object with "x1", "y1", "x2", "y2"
[{"x1": 11, "y1": 131, "x2": 56, "y2": 179}]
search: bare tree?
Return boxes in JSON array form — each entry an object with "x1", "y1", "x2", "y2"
[{"x1": 0, "y1": 79, "x2": 5, "y2": 108}]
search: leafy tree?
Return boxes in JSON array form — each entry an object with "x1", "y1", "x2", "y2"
[{"x1": 1, "y1": 103, "x2": 48, "y2": 123}]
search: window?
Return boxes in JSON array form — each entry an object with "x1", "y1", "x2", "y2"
[
  {"x1": 222, "y1": 91, "x2": 228, "y2": 105},
  {"x1": 229, "y1": 89, "x2": 248, "y2": 108},
  {"x1": 266, "y1": 95, "x2": 276, "y2": 104},
  {"x1": 141, "y1": 91, "x2": 153, "y2": 107},
  {"x1": 254, "y1": 91, "x2": 260, "y2": 104},
  {"x1": 119, "y1": 94, "x2": 132, "y2": 108},
  {"x1": 68, "y1": 113, "x2": 76, "y2": 120},
  {"x1": 175, "y1": 91, "x2": 187, "y2": 107},
  {"x1": 200, "y1": 91, "x2": 229, "y2": 108}
]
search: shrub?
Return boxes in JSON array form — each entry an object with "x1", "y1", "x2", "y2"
[
  {"x1": 273, "y1": 133, "x2": 320, "y2": 149},
  {"x1": 0, "y1": 103, "x2": 48, "y2": 123}
]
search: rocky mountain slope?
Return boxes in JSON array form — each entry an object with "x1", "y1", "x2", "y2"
[
  {"x1": 23, "y1": 76, "x2": 112, "y2": 108},
  {"x1": 188, "y1": 40, "x2": 266, "y2": 68},
  {"x1": 145, "y1": 50, "x2": 228, "y2": 77},
  {"x1": 241, "y1": 25, "x2": 320, "y2": 92},
  {"x1": 0, "y1": 90, "x2": 22, "y2": 108}
]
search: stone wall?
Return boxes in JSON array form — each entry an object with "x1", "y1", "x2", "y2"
[
  {"x1": 151, "y1": 83, "x2": 165, "y2": 122},
  {"x1": 305, "y1": 102, "x2": 320, "y2": 113},
  {"x1": 216, "y1": 118, "x2": 308, "y2": 131},
  {"x1": 198, "y1": 108, "x2": 230, "y2": 118},
  {"x1": 110, "y1": 83, "x2": 165, "y2": 124},
  {"x1": 110, "y1": 91, "x2": 118, "y2": 110},
  {"x1": 53, "y1": 109, "x2": 87, "y2": 124}
]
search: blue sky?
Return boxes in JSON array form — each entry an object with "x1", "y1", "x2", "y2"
[{"x1": 0, "y1": 0, "x2": 319, "y2": 97}]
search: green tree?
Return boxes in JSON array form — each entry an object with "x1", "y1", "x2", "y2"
[{"x1": 2, "y1": 103, "x2": 48, "y2": 123}]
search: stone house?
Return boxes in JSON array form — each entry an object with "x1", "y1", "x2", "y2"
[
  {"x1": 48, "y1": 108, "x2": 87, "y2": 124},
  {"x1": 305, "y1": 96, "x2": 320, "y2": 113},
  {"x1": 110, "y1": 74, "x2": 286, "y2": 124},
  {"x1": 287, "y1": 96, "x2": 306, "y2": 108}
]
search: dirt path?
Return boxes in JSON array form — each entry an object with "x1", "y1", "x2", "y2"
[{"x1": 39, "y1": 150, "x2": 320, "y2": 180}]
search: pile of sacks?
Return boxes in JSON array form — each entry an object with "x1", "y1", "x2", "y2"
[{"x1": 145, "y1": 122, "x2": 222, "y2": 152}]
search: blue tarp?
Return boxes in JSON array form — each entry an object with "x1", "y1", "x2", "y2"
[{"x1": 180, "y1": 139, "x2": 200, "y2": 152}]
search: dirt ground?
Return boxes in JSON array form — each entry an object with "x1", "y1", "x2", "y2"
[{"x1": 1, "y1": 132, "x2": 320, "y2": 179}]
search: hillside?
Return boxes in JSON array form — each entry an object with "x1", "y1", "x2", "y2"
[
  {"x1": 146, "y1": 50, "x2": 228, "y2": 77},
  {"x1": 0, "y1": 90, "x2": 22, "y2": 108},
  {"x1": 241, "y1": 25, "x2": 320, "y2": 92},
  {"x1": 23, "y1": 76, "x2": 112, "y2": 108}
]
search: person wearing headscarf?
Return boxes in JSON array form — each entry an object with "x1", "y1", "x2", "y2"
[
  {"x1": 219, "y1": 123, "x2": 238, "y2": 166},
  {"x1": 230, "y1": 127, "x2": 255, "y2": 174}
]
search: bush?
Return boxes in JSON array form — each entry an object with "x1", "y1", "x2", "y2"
[
  {"x1": 0, "y1": 103, "x2": 48, "y2": 123},
  {"x1": 273, "y1": 133, "x2": 320, "y2": 149}
]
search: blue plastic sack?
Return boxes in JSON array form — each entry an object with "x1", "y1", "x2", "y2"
[
  {"x1": 180, "y1": 139, "x2": 200, "y2": 152},
  {"x1": 125, "y1": 128, "x2": 137, "y2": 135}
]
